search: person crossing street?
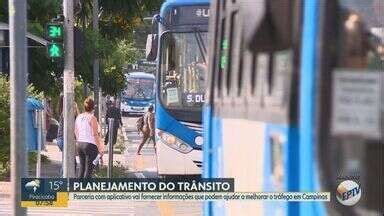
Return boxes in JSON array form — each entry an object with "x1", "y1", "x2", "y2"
[{"x1": 137, "y1": 105, "x2": 155, "y2": 155}]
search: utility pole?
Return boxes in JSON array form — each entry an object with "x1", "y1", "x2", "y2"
[
  {"x1": 63, "y1": 0, "x2": 76, "y2": 178},
  {"x1": 9, "y1": 0, "x2": 27, "y2": 215},
  {"x1": 93, "y1": 0, "x2": 100, "y2": 121},
  {"x1": 36, "y1": 111, "x2": 42, "y2": 178}
]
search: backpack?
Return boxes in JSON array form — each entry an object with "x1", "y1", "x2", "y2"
[{"x1": 136, "y1": 115, "x2": 144, "y2": 133}]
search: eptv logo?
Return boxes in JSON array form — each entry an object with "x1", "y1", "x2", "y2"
[{"x1": 336, "y1": 180, "x2": 361, "y2": 206}]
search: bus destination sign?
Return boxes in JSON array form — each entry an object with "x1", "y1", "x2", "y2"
[{"x1": 167, "y1": 5, "x2": 210, "y2": 26}]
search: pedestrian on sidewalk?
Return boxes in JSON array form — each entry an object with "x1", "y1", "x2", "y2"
[
  {"x1": 104, "y1": 99, "x2": 123, "y2": 146},
  {"x1": 75, "y1": 98, "x2": 104, "y2": 178},
  {"x1": 137, "y1": 105, "x2": 155, "y2": 155}
]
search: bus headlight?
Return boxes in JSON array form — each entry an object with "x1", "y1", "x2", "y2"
[
  {"x1": 157, "y1": 130, "x2": 193, "y2": 154},
  {"x1": 194, "y1": 136, "x2": 203, "y2": 145}
]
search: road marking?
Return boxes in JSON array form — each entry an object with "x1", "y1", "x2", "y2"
[
  {"x1": 134, "y1": 172, "x2": 145, "y2": 178},
  {"x1": 145, "y1": 167, "x2": 157, "y2": 172},
  {"x1": 156, "y1": 201, "x2": 175, "y2": 216},
  {"x1": 0, "y1": 182, "x2": 11, "y2": 194},
  {"x1": 130, "y1": 139, "x2": 142, "y2": 142},
  {"x1": 134, "y1": 155, "x2": 145, "y2": 171},
  {"x1": 123, "y1": 117, "x2": 178, "y2": 216},
  {"x1": 122, "y1": 128, "x2": 129, "y2": 141}
]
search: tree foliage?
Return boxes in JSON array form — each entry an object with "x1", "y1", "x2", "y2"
[
  {"x1": 76, "y1": 0, "x2": 162, "y2": 40},
  {"x1": 100, "y1": 40, "x2": 144, "y2": 95},
  {"x1": 0, "y1": 0, "x2": 161, "y2": 175},
  {"x1": 75, "y1": 28, "x2": 113, "y2": 83},
  {"x1": 0, "y1": 75, "x2": 44, "y2": 176},
  {"x1": 0, "y1": 76, "x2": 10, "y2": 172},
  {"x1": 74, "y1": 0, "x2": 158, "y2": 96},
  {"x1": 0, "y1": 0, "x2": 161, "y2": 96}
]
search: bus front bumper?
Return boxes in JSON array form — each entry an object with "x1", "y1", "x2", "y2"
[{"x1": 121, "y1": 104, "x2": 148, "y2": 115}]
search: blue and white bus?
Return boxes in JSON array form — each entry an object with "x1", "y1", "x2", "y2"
[
  {"x1": 204, "y1": 0, "x2": 383, "y2": 215},
  {"x1": 120, "y1": 72, "x2": 155, "y2": 116},
  {"x1": 148, "y1": 0, "x2": 209, "y2": 176}
]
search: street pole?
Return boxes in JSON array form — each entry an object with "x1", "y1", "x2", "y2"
[
  {"x1": 107, "y1": 118, "x2": 114, "y2": 178},
  {"x1": 93, "y1": 0, "x2": 100, "y2": 121},
  {"x1": 63, "y1": 0, "x2": 76, "y2": 178},
  {"x1": 36, "y1": 111, "x2": 42, "y2": 178},
  {"x1": 9, "y1": 0, "x2": 27, "y2": 215}
]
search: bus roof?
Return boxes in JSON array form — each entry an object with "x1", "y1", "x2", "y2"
[
  {"x1": 126, "y1": 72, "x2": 155, "y2": 79},
  {"x1": 160, "y1": 0, "x2": 209, "y2": 15}
]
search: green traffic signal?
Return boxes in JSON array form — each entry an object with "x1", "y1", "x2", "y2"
[
  {"x1": 47, "y1": 43, "x2": 63, "y2": 58},
  {"x1": 46, "y1": 23, "x2": 63, "y2": 40}
]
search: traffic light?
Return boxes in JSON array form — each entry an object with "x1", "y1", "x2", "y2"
[
  {"x1": 47, "y1": 42, "x2": 63, "y2": 58},
  {"x1": 46, "y1": 23, "x2": 63, "y2": 40},
  {"x1": 46, "y1": 22, "x2": 63, "y2": 58}
]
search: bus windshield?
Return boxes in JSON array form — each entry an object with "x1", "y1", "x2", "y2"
[
  {"x1": 159, "y1": 31, "x2": 208, "y2": 111},
  {"x1": 124, "y1": 77, "x2": 155, "y2": 100}
]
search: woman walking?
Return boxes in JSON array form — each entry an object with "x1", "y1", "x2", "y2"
[{"x1": 75, "y1": 98, "x2": 103, "y2": 178}]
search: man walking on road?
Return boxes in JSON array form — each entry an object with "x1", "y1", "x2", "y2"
[
  {"x1": 137, "y1": 105, "x2": 155, "y2": 155},
  {"x1": 104, "y1": 100, "x2": 123, "y2": 146}
]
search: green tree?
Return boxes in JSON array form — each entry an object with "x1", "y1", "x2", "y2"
[
  {"x1": 76, "y1": 0, "x2": 161, "y2": 40},
  {"x1": 0, "y1": 75, "x2": 44, "y2": 178},
  {"x1": 0, "y1": 0, "x2": 160, "y2": 96},
  {"x1": 114, "y1": 39, "x2": 144, "y2": 64},
  {"x1": 0, "y1": 0, "x2": 7, "y2": 22},
  {"x1": 99, "y1": 40, "x2": 144, "y2": 95},
  {"x1": 0, "y1": 76, "x2": 10, "y2": 175},
  {"x1": 74, "y1": 0, "x2": 158, "y2": 96}
]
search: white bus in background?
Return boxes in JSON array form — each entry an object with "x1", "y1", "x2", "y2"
[{"x1": 120, "y1": 72, "x2": 155, "y2": 116}]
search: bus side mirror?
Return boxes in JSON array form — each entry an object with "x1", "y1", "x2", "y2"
[
  {"x1": 146, "y1": 34, "x2": 158, "y2": 61},
  {"x1": 146, "y1": 14, "x2": 160, "y2": 61}
]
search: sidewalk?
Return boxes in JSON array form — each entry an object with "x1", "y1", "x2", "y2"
[
  {"x1": 29, "y1": 143, "x2": 62, "y2": 177},
  {"x1": 0, "y1": 143, "x2": 62, "y2": 196},
  {"x1": 0, "y1": 133, "x2": 131, "y2": 186}
]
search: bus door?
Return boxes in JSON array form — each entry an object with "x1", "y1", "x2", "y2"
[
  {"x1": 205, "y1": 0, "x2": 302, "y2": 215},
  {"x1": 315, "y1": 0, "x2": 383, "y2": 215}
]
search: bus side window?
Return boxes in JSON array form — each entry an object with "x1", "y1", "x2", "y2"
[
  {"x1": 246, "y1": 0, "x2": 294, "y2": 109},
  {"x1": 215, "y1": 17, "x2": 226, "y2": 99},
  {"x1": 228, "y1": 11, "x2": 243, "y2": 97},
  {"x1": 270, "y1": 50, "x2": 293, "y2": 106},
  {"x1": 246, "y1": 0, "x2": 293, "y2": 52},
  {"x1": 316, "y1": 1, "x2": 383, "y2": 214},
  {"x1": 237, "y1": 36, "x2": 244, "y2": 96},
  {"x1": 226, "y1": 11, "x2": 236, "y2": 96},
  {"x1": 206, "y1": 0, "x2": 220, "y2": 105},
  {"x1": 246, "y1": 48, "x2": 258, "y2": 97},
  {"x1": 240, "y1": 1, "x2": 265, "y2": 98}
]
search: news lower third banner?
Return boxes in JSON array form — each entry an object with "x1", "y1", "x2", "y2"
[{"x1": 21, "y1": 178, "x2": 330, "y2": 207}]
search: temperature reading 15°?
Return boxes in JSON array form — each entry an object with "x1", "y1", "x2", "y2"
[{"x1": 49, "y1": 180, "x2": 64, "y2": 191}]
